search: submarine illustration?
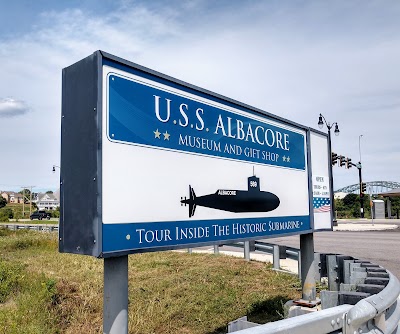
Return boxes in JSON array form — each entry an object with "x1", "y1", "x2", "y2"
[{"x1": 180, "y1": 174, "x2": 280, "y2": 218}]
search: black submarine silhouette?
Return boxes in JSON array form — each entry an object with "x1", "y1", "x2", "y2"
[{"x1": 180, "y1": 174, "x2": 280, "y2": 218}]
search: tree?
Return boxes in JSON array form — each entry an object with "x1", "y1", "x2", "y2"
[
  {"x1": 19, "y1": 188, "x2": 31, "y2": 204},
  {"x1": 343, "y1": 193, "x2": 358, "y2": 207},
  {"x1": 0, "y1": 195, "x2": 6, "y2": 209},
  {"x1": 391, "y1": 197, "x2": 400, "y2": 217},
  {"x1": 19, "y1": 188, "x2": 31, "y2": 196},
  {"x1": 46, "y1": 190, "x2": 53, "y2": 194}
]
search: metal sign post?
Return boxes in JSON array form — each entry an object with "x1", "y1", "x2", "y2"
[
  {"x1": 103, "y1": 256, "x2": 128, "y2": 334},
  {"x1": 299, "y1": 233, "x2": 316, "y2": 301}
]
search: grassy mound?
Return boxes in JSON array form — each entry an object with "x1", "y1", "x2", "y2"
[{"x1": 0, "y1": 228, "x2": 300, "y2": 333}]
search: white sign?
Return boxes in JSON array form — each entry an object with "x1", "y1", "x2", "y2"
[
  {"x1": 60, "y1": 52, "x2": 331, "y2": 257},
  {"x1": 310, "y1": 131, "x2": 332, "y2": 230},
  {"x1": 101, "y1": 65, "x2": 311, "y2": 254}
]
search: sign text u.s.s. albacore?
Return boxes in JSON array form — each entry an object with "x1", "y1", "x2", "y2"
[{"x1": 59, "y1": 51, "x2": 331, "y2": 258}]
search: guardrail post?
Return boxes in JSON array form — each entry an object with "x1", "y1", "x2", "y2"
[
  {"x1": 213, "y1": 245, "x2": 219, "y2": 255},
  {"x1": 327, "y1": 255, "x2": 339, "y2": 291},
  {"x1": 336, "y1": 255, "x2": 352, "y2": 284},
  {"x1": 299, "y1": 233, "x2": 316, "y2": 300},
  {"x1": 249, "y1": 240, "x2": 255, "y2": 252},
  {"x1": 244, "y1": 241, "x2": 250, "y2": 261},
  {"x1": 273, "y1": 245, "x2": 280, "y2": 269},
  {"x1": 188, "y1": 248, "x2": 192, "y2": 254},
  {"x1": 343, "y1": 259, "x2": 354, "y2": 284}
]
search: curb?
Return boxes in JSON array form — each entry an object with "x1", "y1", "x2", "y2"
[{"x1": 334, "y1": 224, "x2": 398, "y2": 232}]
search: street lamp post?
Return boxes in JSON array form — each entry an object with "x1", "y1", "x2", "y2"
[{"x1": 318, "y1": 114, "x2": 340, "y2": 225}]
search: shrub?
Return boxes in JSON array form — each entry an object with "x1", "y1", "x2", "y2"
[
  {"x1": 51, "y1": 210, "x2": 60, "y2": 218},
  {"x1": 0, "y1": 207, "x2": 13, "y2": 222},
  {"x1": 0, "y1": 195, "x2": 6, "y2": 209},
  {"x1": 0, "y1": 260, "x2": 24, "y2": 303}
]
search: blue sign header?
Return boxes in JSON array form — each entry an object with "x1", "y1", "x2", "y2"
[
  {"x1": 108, "y1": 74, "x2": 306, "y2": 170},
  {"x1": 102, "y1": 215, "x2": 311, "y2": 255}
]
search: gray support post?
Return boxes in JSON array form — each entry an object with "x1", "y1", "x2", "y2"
[
  {"x1": 104, "y1": 256, "x2": 128, "y2": 334},
  {"x1": 188, "y1": 248, "x2": 192, "y2": 254},
  {"x1": 273, "y1": 245, "x2": 280, "y2": 269},
  {"x1": 314, "y1": 253, "x2": 321, "y2": 282},
  {"x1": 299, "y1": 233, "x2": 316, "y2": 301},
  {"x1": 244, "y1": 241, "x2": 250, "y2": 261},
  {"x1": 327, "y1": 255, "x2": 339, "y2": 291},
  {"x1": 343, "y1": 259, "x2": 355, "y2": 284},
  {"x1": 213, "y1": 245, "x2": 219, "y2": 255},
  {"x1": 297, "y1": 250, "x2": 301, "y2": 279}
]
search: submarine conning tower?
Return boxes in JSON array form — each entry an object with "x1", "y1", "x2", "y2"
[{"x1": 248, "y1": 175, "x2": 260, "y2": 192}]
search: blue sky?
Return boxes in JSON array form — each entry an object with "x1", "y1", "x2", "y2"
[{"x1": 0, "y1": 0, "x2": 399, "y2": 192}]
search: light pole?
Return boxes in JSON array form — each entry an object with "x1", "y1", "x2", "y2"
[{"x1": 318, "y1": 114, "x2": 340, "y2": 225}]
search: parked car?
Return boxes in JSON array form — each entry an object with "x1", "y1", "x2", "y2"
[{"x1": 30, "y1": 210, "x2": 51, "y2": 220}]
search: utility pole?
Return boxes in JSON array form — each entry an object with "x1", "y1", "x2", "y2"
[
  {"x1": 29, "y1": 186, "x2": 33, "y2": 216},
  {"x1": 345, "y1": 161, "x2": 364, "y2": 218},
  {"x1": 21, "y1": 186, "x2": 35, "y2": 218},
  {"x1": 358, "y1": 135, "x2": 364, "y2": 218},
  {"x1": 22, "y1": 188, "x2": 25, "y2": 217},
  {"x1": 358, "y1": 163, "x2": 364, "y2": 218},
  {"x1": 343, "y1": 158, "x2": 364, "y2": 218}
]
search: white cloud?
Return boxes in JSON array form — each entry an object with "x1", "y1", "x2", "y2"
[
  {"x1": 0, "y1": 1, "x2": 399, "y2": 189},
  {"x1": 0, "y1": 97, "x2": 31, "y2": 118}
]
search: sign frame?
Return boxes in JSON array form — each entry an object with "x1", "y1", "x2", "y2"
[{"x1": 59, "y1": 51, "x2": 331, "y2": 258}]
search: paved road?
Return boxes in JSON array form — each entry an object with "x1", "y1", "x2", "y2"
[{"x1": 268, "y1": 227, "x2": 400, "y2": 278}]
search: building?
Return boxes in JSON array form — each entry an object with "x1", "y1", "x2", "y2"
[
  {"x1": 0, "y1": 191, "x2": 24, "y2": 203},
  {"x1": 334, "y1": 192, "x2": 348, "y2": 200},
  {"x1": 34, "y1": 192, "x2": 60, "y2": 210}
]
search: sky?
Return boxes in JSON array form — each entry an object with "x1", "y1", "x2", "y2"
[{"x1": 0, "y1": 0, "x2": 399, "y2": 193}]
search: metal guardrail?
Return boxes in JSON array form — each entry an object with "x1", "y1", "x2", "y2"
[
  {"x1": 225, "y1": 241, "x2": 301, "y2": 276},
  {"x1": 229, "y1": 304, "x2": 353, "y2": 334},
  {"x1": 224, "y1": 241, "x2": 400, "y2": 334},
  {"x1": 1, "y1": 223, "x2": 58, "y2": 232}
]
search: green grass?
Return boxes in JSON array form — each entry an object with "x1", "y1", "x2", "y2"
[
  {"x1": 0, "y1": 228, "x2": 301, "y2": 333},
  {"x1": 0, "y1": 220, "x2": 58, "y2": 225}
]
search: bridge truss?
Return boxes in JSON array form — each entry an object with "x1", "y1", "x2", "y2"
[{"x1": 335, "y1": 181, "x2": 400, "y2": 195}]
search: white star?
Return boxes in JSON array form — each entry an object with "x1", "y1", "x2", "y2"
[
  {"x1": 163, "y1": 131, "x2": 170, "y2": 140},
  {"x1": 282, "y1": 156, "x2": 287, "y2": 162},
  {"x1": 286, "y1": 156, "x2": 291, "y2": 162},
  {"x1": 154, "y1": 129, "x2": 161, "y2": 139}
]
